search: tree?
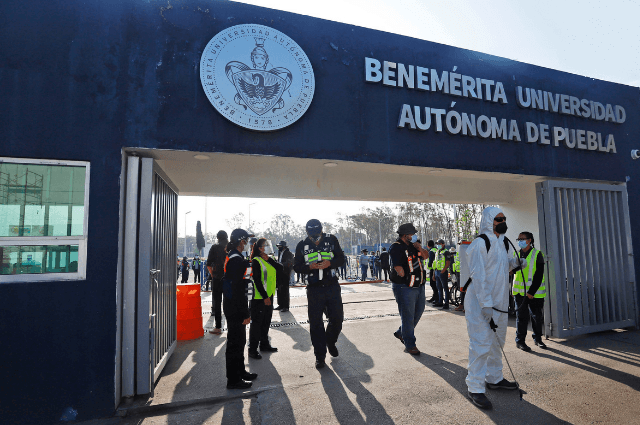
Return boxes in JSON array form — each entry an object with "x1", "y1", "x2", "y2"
[
  {"x1": 226, "y1": 212, "x2": 245, "y2": 231},
  {"x1": 196, "y1": 221, "x2": 205, "y2": 252}
]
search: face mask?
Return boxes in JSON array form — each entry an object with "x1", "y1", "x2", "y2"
[
  {"x1": 495, "y1": 222, "x2": 508, "y2": 234},
  {"x1": 410, "y1": 234, "x2": 418, "y2": 243},
  {"x1": 437, "y1": 245, "x2": 442, "y2": 250},
  {"x1": 309, "y1": 233, "x2": 322, "y2": 243},
  {"x1": 518, "y1": 240, "x2": 528, "y2": 249}
]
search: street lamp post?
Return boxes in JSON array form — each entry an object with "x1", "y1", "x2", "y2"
[
  {"x1": 378, "y1": 215, "x2": 382, "y2": 252},
  {"x1": 248, "y1": 202, "x2": 256, "y2": 231},
  {"x1": 184, "y1": 211, "x2": 191, "y2": 257}
]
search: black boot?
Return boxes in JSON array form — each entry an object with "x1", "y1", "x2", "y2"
[{"x1": 468, "y1": 392, "x2": 492, "y2": 410}]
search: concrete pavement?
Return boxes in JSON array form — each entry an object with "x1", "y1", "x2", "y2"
[{"x1": 89, "y1": 282, "x2": 640, "y2": 424}]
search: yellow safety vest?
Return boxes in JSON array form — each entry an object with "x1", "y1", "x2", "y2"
[
  {"x1": 512, "y1": 249, "x2": 546, "y2": 298},
  {"x1": 452, "y1": 252, "x2": 461, "y2": 273},
  {"x1": 434, "y1": 249, "x2": 447, "y2": 270},
  {"x1": 252, "y1": 257, "x2": 276, "y2": 299}
]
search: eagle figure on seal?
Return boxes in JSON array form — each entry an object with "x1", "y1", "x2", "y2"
[{"x1": 225, "y1": 38, "x2": 293, "y2": 116}]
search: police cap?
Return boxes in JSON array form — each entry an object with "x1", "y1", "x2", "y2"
[
  {"x1": 230, "y1": 228, "x2": 255, "y2": 243},
  {"x1": 306, "y1": 219, "x2": 323, "y2": 237}
]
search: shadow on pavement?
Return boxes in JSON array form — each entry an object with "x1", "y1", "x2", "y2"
[
  {"x1": 410, "y1": 352, "x2": 568, "y2": 424},
  {"x1": 320, "y1": 336, "x2": 395, "y2": 425}
]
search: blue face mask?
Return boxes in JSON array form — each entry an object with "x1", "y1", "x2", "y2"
[
  {"x1": 518, "y1": 240, "x2": 528, "y2": 249},
  {"x1": 410, "y1": 234, "x2": 418, "y2": 243},
  {"x1": 437, "y1": 245, "x2": 442, "y2": 250}
]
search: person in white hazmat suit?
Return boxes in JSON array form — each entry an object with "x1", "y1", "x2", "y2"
[{"x1": 465, "y1": 207, "x2": 527, "y2": 410}]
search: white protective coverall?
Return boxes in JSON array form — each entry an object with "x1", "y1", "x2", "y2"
[{"x1": 464, "y1": 206, "x2": 526, "y2": 393}]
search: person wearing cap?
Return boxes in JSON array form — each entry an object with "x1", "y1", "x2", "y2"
[
  {"x1": 180, "y1": 256, "x2": 190, "y2": 283},
  {"x1": 389, "y1": 223, "x2": 432, "y2": 355},
  {"x1": 294, "y1": 219, "x2": 345, "y2": 369},
  {"x1": 275, "y1": 240, "x2": 294, "y2": 312},
  {"x1": 434, "y1": 239, "x2": 453, "y2": 309},
  {"x1": 359, "y1": 249, "x2": 369, "y2": 281},
  {"x1": 192, "y1": 254, "x2": 202, "y2": 284},
  {"x1": 426, "y1": 240, "x2": 439, "y2": 303},
  {"x1": 207, "y1": 230, "x2": 229, "y2": 335},
  {"x1": 223, "y1": 228, "x2": 258, "y2": 389}
]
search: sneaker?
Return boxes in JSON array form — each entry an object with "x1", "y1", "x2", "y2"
[
  {"x1": 486, "y1": 378, "x2": 518, "y2": 390},
  {"x1": 433, "y1": 303, "x2": 444, "y2": 307},
  {"x1": 328, "y1": 344, "x2": 339, "y2": 357},
  {"x1": 468, "y1": 392, "x2": 492, "y2": 410},
  {"x1": 260, "y1": 344, "x2": 278, "y2": 353},
  {"x1": 404, "y1": 346, "x2": 421, "y2": 355},
  {"x1": 227, "y1": 380, "x2": 252, "y2": 389},
  {"x1": 248, "y1": 350, "x2": 262, "y2": 360},
  {"x1": 315, "y1": 358, "x2": 326, "y2": 369},
  {"x1": 516, "y1": 342, "x2": 532, "y2": 352},
  {"x1": 534, "y1": 340, "x2": 548, "y2": 349},
  {"x1": 393, "y1": 330, "x2": 405, "y2": 345},
  {"x1": 241, "y1": 372, "x2": 258, "y2": 381}
]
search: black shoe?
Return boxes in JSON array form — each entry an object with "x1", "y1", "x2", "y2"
[
  {"x1": 486, "y1": 378, "x2": 518, "y2": 390},
  {"x1": 260, "y1": 344, "x2": 278, "y2": 352},
  {"x1": 433, "y1": 303, "x2": 444, "y2": 307},
  {"x1": 274, "y1": 306, "x2": 283, "y2": 310},
  {"x1": 328, "y1": 344, "x2": 339, "y2": 357},
  {"x1": 430, "y1": 299, "x2": 439, "y2": 304},
  {"x1": 534, "y1": 340, "x2": 548, "y2": 349},
  {"x1": 468, "y1": 392, "x2": 492, "y2": 410},
  {"x1": 315, "y1": 358, "x2": 326, "y2": 369},
  {"x1": 427, "y1": 297, "x2": 436, "y2": 303},
  {"x1": 280, "y1": 308, "x2": 289, "y2": 312},
  {"x1": 248, "y1": 350, "x2": 262, "y2": 360},
  {"x1": 516, "y1": 342, "x2": 532, "y2": 352},
  {"x1": 393, "y1": 330, "x2": 405, "y2": 345},
  {"x1": 441, "y1": 304, "x2": 450, "y2": 310},
  {"x1": 227, "y1": 380, "x2": 252, "y2": 389},
  {"x1": 241, "y1": 372, "x2": 258, "y2": 381}
]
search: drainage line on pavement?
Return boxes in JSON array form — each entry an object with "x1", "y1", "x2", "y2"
[{"x1": 116, "y1": 386, "x2": 279, "y2": 418}]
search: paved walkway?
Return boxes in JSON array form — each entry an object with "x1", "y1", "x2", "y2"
[{"x1": 90, "y1": 282, "x2": 640, "y2": 424}]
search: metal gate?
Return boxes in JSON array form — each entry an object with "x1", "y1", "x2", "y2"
[
  {"x1": 537, "y1": 180, "x2": 637, "y2": 338},
  {"x1": 119, "y1": 156, "x2": 178, "y2": 399}
]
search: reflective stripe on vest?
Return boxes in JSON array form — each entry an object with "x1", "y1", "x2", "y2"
[
  {"x1": 435, "y1": 249, "x2": 446, "y2": 270},
  {"x1": 429, "y1": 248, "x2": 438, "y2": 270},
  {"x1": 452, "y1": 252, "x2": 461, "y2": 272},
  {"x1": 513, "y1": 249, "x2": 546, "y2": 298},
  {"x1": 253, "y1": 257, "x2": 276, "y2": 299}
]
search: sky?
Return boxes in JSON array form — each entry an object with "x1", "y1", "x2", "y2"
[{"x1": 179, "y1": 0, "x2": 640, "y2": 237}]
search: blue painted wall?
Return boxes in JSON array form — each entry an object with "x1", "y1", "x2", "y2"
[{"x1": 1, "y1": 0, "x2": 638, "y2": 423}]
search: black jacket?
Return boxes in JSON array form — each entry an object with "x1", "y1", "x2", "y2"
[
  {"x1": 207, "y1": 242, "x2": 227, "y2": 279},
  {"x1": 379, "y1": 251, "x2": 390, "y2": 268},
  {"x1": 222, "y1": 249, "x2": 251, "y2": 321},
  {"x1": 294, "y1": 234, "x2": 345, "y2": 286},
  {"x1": 276, "y1": 247, "x2": 295, "y2": 287}
]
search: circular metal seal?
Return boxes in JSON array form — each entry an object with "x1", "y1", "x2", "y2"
[{"x1": 200, "y1": 24, "x2": 315, "y2": 131}]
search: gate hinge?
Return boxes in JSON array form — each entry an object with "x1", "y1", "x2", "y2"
[{"x1": 548, "y1": 322, "x2": 553, "y2": 331}]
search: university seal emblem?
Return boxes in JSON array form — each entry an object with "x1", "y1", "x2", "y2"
[{"x1": 200, "y1": 24, "x2": 315, "y2": 131}]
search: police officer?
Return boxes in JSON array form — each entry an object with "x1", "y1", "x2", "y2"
[
  {"x1": 390, "y1": 223, "x2": 431, "y2": 355},
  {"x1": 294, "y1": 219, "x2": 345, "y2": 369},
  {"x1": 426, "y1": 241, "x2": 438, "y2": 303},
  {"x1": 192, "y1": 254, "x2": 202, "y2": 284},
  {"x1": 359, "y1": 249, "x2": 369, "y2": 281},
  {"x1": 433, "y1": 239, "x2": 452, "y2": 309},
  {"x1": 223, "y1": 228, "x2": 258, "y2": 389},
  {"x1": 180, "y1": 256, "x2": 190, "y2": 283},
  {"x1": 275, "y1": 240, "x2": 294, "y2": 312},
  {"x1": 513, "y1": 231, "x2": 547, "y2": 351}
]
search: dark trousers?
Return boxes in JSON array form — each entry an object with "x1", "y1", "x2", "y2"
[
  {"x1": 225, "y1": 318, "x2": 247, "y2": 383},
  {"x1": 429, "y1": 272, "x2": 438, "y2": 301},
  {"x1": 515, "y1": 295, "x2": 544, "y2": 343},
  {"x1": 249, "y1": 297, "x2": 274, "y2": 350},
  {"x1": 181, "y1": 269, "x2": 189, "y2": 283},
  {"x1": 435, "y1": 270, "x2": 450, "y2": 305},
  {"x1": 193, "y1": 269, "x2": 200, "y2": 283},
  {"x1": 383, "y1": 267, "x2": 389, "y2": 281},
  {"x1": 212, "y1": 278, "x2": 223, "y2": 329},
  {"x1": 360, "y1": 266, "x2": 368, "y2": 281},
  {"x1": 277, "y1": 282, "x2": 290, "y2": 309},
  {"x1": 307, "y1": 284, "x2": 344, "y2": 359}
]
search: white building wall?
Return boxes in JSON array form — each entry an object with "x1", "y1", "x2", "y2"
[{"x1": 500, "y1": 181, "x2": 540, "y2": 249}]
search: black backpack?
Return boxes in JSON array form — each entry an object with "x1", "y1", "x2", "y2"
[{"x1": 462, "y1": 234, "x2": 512, "y2": 292}]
